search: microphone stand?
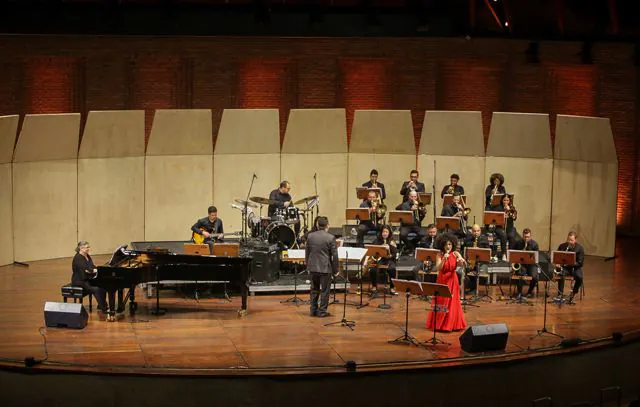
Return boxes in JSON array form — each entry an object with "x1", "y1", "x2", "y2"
[
  {"x1": 243, "y1": 175, "x2": 257, "y2": 243},
  {"x1": 313, "y1": 173, "x2": 319, "y2": 221},
  {"x1": 530, "y1": 259, "x2": 564, "y2": 341},
  {"x1": 432, "y1": 160, "x2": 437, "y2": 222}
]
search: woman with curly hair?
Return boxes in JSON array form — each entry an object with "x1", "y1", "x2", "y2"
[
  {"x1": 485, "y1": 173, "x2": 506, "y2": 209},
  {"x1": 426, "y1": 233, "x2": 467, "y2": 332}
]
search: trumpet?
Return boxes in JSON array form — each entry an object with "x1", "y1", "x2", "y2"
[
  {"x1": 505, "y1": 205, "x2": 517, "y2": 220},
  {"x1": 411, "y1": 197, "x2": 427, "y2": 221},
  {"x1": 446, "y1": 185, "x2": 455, "y2": 195}
]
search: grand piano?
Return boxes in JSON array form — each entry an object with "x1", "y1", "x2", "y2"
[{"x1": 92, "y1": 243, "x2": 252, "y2": 319}]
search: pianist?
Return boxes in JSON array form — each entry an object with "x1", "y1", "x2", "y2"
[
  {"x1": 71, "y1": 241, "x2": 107, "y2": 312},
  {"x1": 191, "y1": 206, "x2": 225, "y2": 248}
]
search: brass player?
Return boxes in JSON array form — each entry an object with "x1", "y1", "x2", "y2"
[
  {"x1": 398, "y1": 190, "x2": 427, "y2": 252},
  {"x1": 440, "y1": 173, "x2": 465, "y2": 199},
  {"x1": 356, "y1": 190, "x2": 381, "y2": 247},
  {"x1": 511, "y1": 228, "x2": 539, "y2": 298},
  {"x1": 362, "y1": 169, "x2": 386, "y2": 201},
  {"x1": 400, "y1": 169, "x2": 425, "y2": 202},
  {"x1": 554, "y1": 231, "x2": 585, "y2": 303}
]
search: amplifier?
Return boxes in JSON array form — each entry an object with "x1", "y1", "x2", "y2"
[
  {"x1": 44, "y1": 301, "x2": 88, "y2": 329},
  {"x1": 250, "y1": 249, "x2": 280, "y2": 283}
]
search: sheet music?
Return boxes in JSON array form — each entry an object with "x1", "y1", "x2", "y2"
[
  {"x1": 338, "y1": 247, "x2": 367, "y2": 262},
  {"x1": 286, "y1": 249, "x2": 305, "y2": 260}
]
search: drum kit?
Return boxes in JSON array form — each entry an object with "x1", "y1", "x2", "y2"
[{"x1": 231, "y1": 195, "x2": 319, "y2": 249}]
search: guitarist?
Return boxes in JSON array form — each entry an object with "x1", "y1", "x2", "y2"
[{"x1": 191, "y1": 206, "x2": 225, "y2": 247}]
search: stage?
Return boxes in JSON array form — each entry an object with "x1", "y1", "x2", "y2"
[{"x1": 1, "y1": 240, "x2": 639, "y2": 376}]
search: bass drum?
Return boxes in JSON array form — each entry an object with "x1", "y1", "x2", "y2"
[{"x1": 265, "y1": 222, "x2": 297, "y2": 249}]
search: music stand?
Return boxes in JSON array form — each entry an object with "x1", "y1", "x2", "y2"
[
  {"x1": 183, "y1": 243, "x2": 211, "y2": 255},
  {"x1": 530, "y1": 251, "x2": 572, "y2": 340},
  {"x1": 346, "y1": 208, "x2": 370, "y2": 224},
  {"x1": 364, "y1": 244, "x2": 389, "y2": 309},
  {"x1": 418, "y1": 192, "x2": 432, "y2": 205},
  {"x1": 421, "y1": 282, "x2": 452, "y2": 347},
  {"x1": 212, "y1": 243, "x2": 240, "y2": 257},
  {"x1": 326, "y1": 247, "x2": 366, "y2": 330},
  {"x1": 551, "y1": 250, "x2": 577, "y2": 305},
  {"x1": 436, "y1": 216, "x2": 460, "y2": 235},
  {"x1": 442, "y1": 194, "x2": 466, "y2": 206},
  {"x1": 464, "y1": 247, "x2": 492, "y2": 303},
  {"x1": 490, "y1": 193, "x2": 505, "y2": 207},
  {"x1": 280, "y1": 249, "x2": 308, "y2": 306},
  {"x1": 388, "y1": 279, "x2": 424, "y2": 347},
  {"x1": 388, "y1": 210, "x2": 413, "y2": 225},
  {"x1": 507, "y1": 250, "x2": 538, "y2": 305}
]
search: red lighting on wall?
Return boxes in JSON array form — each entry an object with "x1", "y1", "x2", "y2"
[
  {"x1": 340, "y1": 59, "x2": 392, "y2": 144},
  {"x1": 25, "y1": 57, "x2": 77, "y2": 114}
]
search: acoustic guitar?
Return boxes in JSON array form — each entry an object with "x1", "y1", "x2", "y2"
[{"x1": 192, "y1": 228, "x2": 241, "y2": 245}]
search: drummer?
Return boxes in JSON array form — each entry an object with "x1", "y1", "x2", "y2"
[{"x1": 268, "y1": 181, "x2": 293, "y2": 218}]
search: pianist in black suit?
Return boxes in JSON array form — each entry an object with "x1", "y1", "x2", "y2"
[
  {"x1": 191, "y1": 206, "x2": 224, "y2": 245},
  {"x1": 400, "y1": 169, "x2": 426, "y2": 202},
  {"x1": 71, "y1": 241, "x2": 107, "y2": 312},
  {"x1": 512, "y1": 228, "x2": 539, "y2": 298},
  {"x1": 362, "y1": 169, "x2": 386, "y2": 201}
]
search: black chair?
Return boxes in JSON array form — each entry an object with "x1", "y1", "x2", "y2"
[{"x1": 61, "y1": 284, "x2": 93, "y2": 311}]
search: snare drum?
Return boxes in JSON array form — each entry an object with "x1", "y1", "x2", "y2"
[{"x1": 285, "y1": 206, "x2": 299, "y2": 223}]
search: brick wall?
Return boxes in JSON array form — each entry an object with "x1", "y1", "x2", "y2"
[{"x1": 0, "y1": 35, "x2": 638, "y2": 234}]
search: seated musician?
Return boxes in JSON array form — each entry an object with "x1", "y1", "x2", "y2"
[
  {"x1": 462, "y1": 224, "x2": 491, "y2": 293},
  {"x1": 357, "y1": 190, "x2": 380, "y2": 247},
  {"x1": 485, "y1": 172, "x2": 506, "y2": 209},
  {"x1": 555, "y1": 231, "x2": 585, "y2": 303},
  {"x1": 398, "y1": 190, "x2": 427, "y2": 252},
  {"x1": 440, "y1": 173, "x2": 465, "y2": 198},
  {"x1": 368, "y1": 225, "x2": 398, "y2": 295},
  {"x1": 191, "y1": 206, "x2": 224, "y2": 248},
  {"x1": 418, "y1": 224, "x2": 438, "y2": 249},
  {"x1": 71, "y1": 241, "x2": 107, "y2": 313},
  {"x1": 268, "y1": 181, "x2": 292, "y2": 218},
  {"x1": 490, "y1": 194, "x2": 517, "y2": 261},
  {"x1": 362, "y1": 169, "x2": 386, "y2": 201},
  {"x1": 441, "y1": 193, "x2": 468, "y2": 237},
  {"x1": 511, "y1": 228, "x2": 539, "y2": 298},
  {"x1": 400, "y1": 169, "x2": 426, "y2": 202}
]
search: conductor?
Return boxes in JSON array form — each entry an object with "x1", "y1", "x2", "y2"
[{"x1": 305, "y1": 216, "x2": 339, "y2": 317}]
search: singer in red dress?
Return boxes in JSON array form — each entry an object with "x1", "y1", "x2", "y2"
[{"x1": 426, "y1": 234, "x2": 467, "y2": 332}]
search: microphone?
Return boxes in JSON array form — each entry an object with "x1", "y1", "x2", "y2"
[
  {"x1": 253, "y1": 173, "x2": 257, "y2": 179},
  {"x1": 313, "y1": 173, "x2": 317, "y2": 179}
]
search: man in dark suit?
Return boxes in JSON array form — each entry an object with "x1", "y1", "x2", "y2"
[
  {"x1": 511, "y1": 228, "x2": 539, "y2": 298},
  {"x1": 555, "y1": 231, "x2": 585, "y2": 303},
  {"x1": 362, "y1": 169, "x2": 386, "y2": 201},
  {"x1": 305, "y1": 216, "x2": 339, "y2": 317},
  {"x1": 399, "y1": 169, "x2": 425, "y2": 202}
]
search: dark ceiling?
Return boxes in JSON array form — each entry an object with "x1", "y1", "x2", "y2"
[{"x1": 0, "y1": 0, "x2": 637, "y2": 40}]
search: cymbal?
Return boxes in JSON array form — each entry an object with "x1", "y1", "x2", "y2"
[
  {"x1": 294, "y1": 195, "x2": 319, "y2": 205},
  {"x1": 234, "y1": 199, "x2": 258, "y2": 208},
  {"x1": 249, "y1": 196, "x2": 276, "y2": 205}
]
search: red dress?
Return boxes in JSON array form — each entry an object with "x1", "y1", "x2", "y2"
[{"x1": 426, "y1": 254, "x2": 467, "y2": 332}]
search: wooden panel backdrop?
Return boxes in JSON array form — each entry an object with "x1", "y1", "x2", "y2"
[
  {"x1": 281, "y1": 109, "x2": 348, "y2": 227},
  {"x1": 145, "y1": 110, "x2": 213, "y2": 241},
  {"x1": 0, "y1": 115, "x2": 18, "y2": 266},
  {"x1": 214, "y1": 109, "x2": 281, "y2": 232},
  {"x1": 78, "y1": 110, "x2": 146, "y2": 254},
  {"x1": 551, "y1": 115, "x2": 617, "y2": 257},
  {"x1": 13, "y1": 114, "x2": 80, "y2": 262},
  {"x1": 348, "y1": 110, "x2": 416, "y2": 214},
  {"x1": 486, "y1": 113, "x2": 553, "y2": 250},
  {"x1": 418, "y1": 111, "x2": 486, "y2": 227}
]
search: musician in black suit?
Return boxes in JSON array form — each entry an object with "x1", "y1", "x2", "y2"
[
  {"x1": 268, "y1": 181, "x2": 292, "y2": 217},
  {"x1": 462, "y1": 224, "x2": 490, "y2": 294},
  {"x1": 485, "y1": 172, "x2": 506, "y2": 209},
  {"x1": 305, "y1": 217, "x2": 339, "y2": 317},
  {"x1": 400, "y1": 169, "x2": 425, "y2": 202},
  {"x1": 555, "y1": 231, "x2": 585, "y2": 302},
  {"x1": 440, "y1": 173, "x2": 465, "y2": 198},
  {"x1": 418, "y1": 224, "x2": 439, "y2": 249},
  {"x1": 511, "y1": 228, "x2": 539, "y2": 298},
  {"x1": 191, "y1": 206, "x2": 224, "y2": 245},
  {"x1": 362, "y1": 169, "x2": 386, "y2": 201},
  {"x1": 71, "y1": 241, "x2": 107, "y2": 312},
  {"x1": 490, "y1": 194, "x2": 517, "y2": 261},
  {"x1": 368, "y1": 225, "x2": 398, "y2": 294},
  {"x1": 357, "y1": 190, "x2": 380, "y2": 247},
  {"x1": 398, "y1": 190, "x2": 427, "y2": 252}
]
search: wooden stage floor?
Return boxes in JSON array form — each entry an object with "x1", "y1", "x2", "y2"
[{"x1": 1, "y1": 238, "x2": 639, "y2": 375}]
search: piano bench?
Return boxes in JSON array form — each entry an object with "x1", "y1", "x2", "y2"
[{"x1": 61, "y1": 284, "x2": 93, "y2": 312}]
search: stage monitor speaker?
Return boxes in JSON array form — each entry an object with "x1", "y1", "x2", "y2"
[
  {"x1": 250, "y1": 249, "x2": 280, "y2": 283},
  {"x1": 459, "y1": 323, "x2": 509, "y2": 353},
  {"x1": 44, "y1": 301, "x2": 88, "y2": 329}
]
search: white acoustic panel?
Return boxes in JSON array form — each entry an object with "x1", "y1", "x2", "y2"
[
  {"x1": 14, "y1": 114, "x2": 80, "y2": 162},
  {"x1": 350, "y1": 110, "x2": 416, "y2": 155},
  {"x1": 78, "y1": 157, "x2": 145, "y2": 255},
  {"x1": 281, "y1": 153, "x2": 348, "y2": 227},
  {"x1": 79, "y1": 110, "x2": 145, "y2": 159},
  {"x1": 215, "y1": 109, "x2": 280, "y2": 154},
  {"x1": 213, "y1": 154, "x2": 281, "y2": 232},
  {"x1": 13, "y1": 160, "x2": 77, "y2": 262},
  {"x1": 282, "y1": 109, "x2": 347, "y2": 154},
  {"x1": 146, "y1": 110, "x2": 213, "y2": 156},
  {"x1": 0, "y1": 164, "x2": 13, "y2": 265},
  {"x1": 0, "y1": 115, "x2": 19, "y2": 164},
  {"x1": 487, "y1": 113, "x2": 552, "y2": 159},
  {"x1": 145, "y1": 155, "x2": 213, "y2": 241},
  {"x1": 420, "y1": 111, "x2": 485, "y2": 157}
]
